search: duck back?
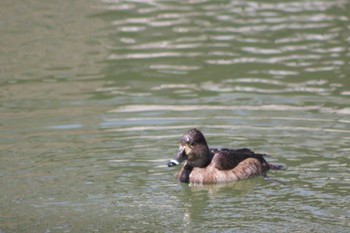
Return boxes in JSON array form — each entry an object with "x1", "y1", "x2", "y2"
[{"x1": 210, "y1": 148, "x2": 268, "y2": 170}]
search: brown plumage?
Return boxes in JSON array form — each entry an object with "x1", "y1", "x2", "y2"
[{"x1": 167, "y1": 128, "x2": 283, "y2": 184}]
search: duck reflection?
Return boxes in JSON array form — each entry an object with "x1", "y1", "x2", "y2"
[{"x1": 177, "y1": 177, "x2": 265, "y2": 228}]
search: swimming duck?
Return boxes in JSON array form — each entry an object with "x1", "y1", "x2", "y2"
[{"x1": 167, "y1": 128, "x2": 283, "y2": 184}]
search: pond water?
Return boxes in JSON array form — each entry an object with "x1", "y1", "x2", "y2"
[{"x1": 1, "y1": 0, "x2": 349, "y2": 232}]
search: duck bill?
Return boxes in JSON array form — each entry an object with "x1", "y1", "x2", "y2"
[{"x1": 167, "y1": 146, "x2": 186, "y2": 167}]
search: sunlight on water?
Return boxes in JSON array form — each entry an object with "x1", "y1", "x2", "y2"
[{"x1": 0, "y1": 0, "x2": 349, "y2": 232}]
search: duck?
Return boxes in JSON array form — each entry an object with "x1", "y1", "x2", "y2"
[{"x1": 167, "y1": 128, "x2": 283, "y2": 184}]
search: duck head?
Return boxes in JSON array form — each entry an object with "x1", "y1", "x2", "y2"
[{"x1": 167, "y1": 128, "x2": 211, "y2": 168}]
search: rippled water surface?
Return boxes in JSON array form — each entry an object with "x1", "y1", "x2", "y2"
[{"x1": 1, "y1": 0, "x2": 349, "y2": 232}]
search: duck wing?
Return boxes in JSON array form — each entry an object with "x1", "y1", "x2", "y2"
[{"x1": 210, "y1": 148, "x2": 267, "y2": 170}]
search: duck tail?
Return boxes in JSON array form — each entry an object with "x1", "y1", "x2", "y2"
[{"x1": 267, "y1": 163, "x2": 286, "y2": 171}]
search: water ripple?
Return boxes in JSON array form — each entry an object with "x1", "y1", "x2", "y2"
[
  {"x1": 109, "y1": 104, "x2": 350, "y2": 115},
  {"x1": 103, "y1": 0, "x2": 349, "y2": 84},
  {"x1": 108, "y1": 52, "x2": 202, "y2": 60}
]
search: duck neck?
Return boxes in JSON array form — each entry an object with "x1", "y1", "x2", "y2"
[
  {"x1": 179, "y1": 164, "x2": 193, "y2": 183},
  {"x1": 191, "y1": 145, "x2": 212, "y2": 168},
  {"x1": 200, "y1": 147, "x2": 213, "y2": 167}
]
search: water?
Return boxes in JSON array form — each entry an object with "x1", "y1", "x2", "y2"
[{"x1": 1, "y1": 0, "x2": 349, "y2": 232}]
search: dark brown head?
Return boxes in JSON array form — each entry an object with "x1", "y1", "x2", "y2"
[{"x1": 167, "y1": 128, "x2": 211, "y2": 168}]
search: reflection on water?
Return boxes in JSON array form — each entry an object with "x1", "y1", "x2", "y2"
[
  {"x1": 103, "y1": 0, "x2": 349, "y2": 80},
  {"x1": 0, "y1": 0, "x2": 350, "y2": 232}
]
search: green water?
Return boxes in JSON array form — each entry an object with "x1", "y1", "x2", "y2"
[{"x1": 1, "y1": 0, "x2": 349, "y2": 232}]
